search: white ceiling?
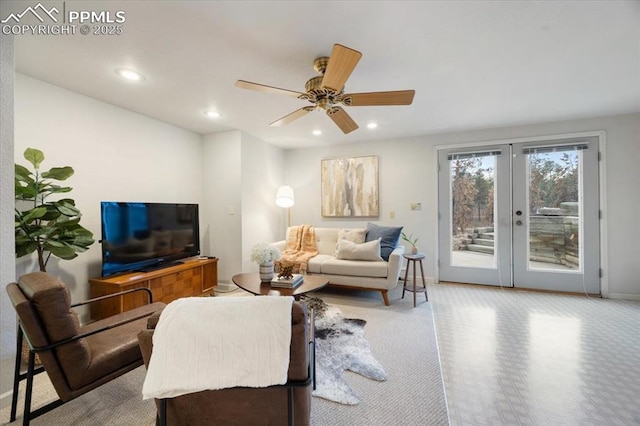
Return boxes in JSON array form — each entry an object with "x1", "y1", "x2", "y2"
[{"x1": 6, "y1": 0, "x2": 640, "y2": 149}]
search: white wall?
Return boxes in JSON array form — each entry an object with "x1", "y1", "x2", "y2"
[
  {"x1": 3, "y1": 76, "x2": 289, "y2": 409},
  {"x1": 1, "y1": 73, "x2": 204, "y2": 408},
  {"x1": 2, "y1": 71, "x2": 637, "y2": 410},
  {"x1": 201, "y1": 130, "x2": 286, "y2": 282},
  {"x1": 0, "y1": 34, "x2": 16, "y2": 405},
  {"x1": 240, "y1": 132, "x2": 286, "y2": 272},
  {"x1": 286, "y1": 113, "x2": 640, "y2": 299},
  {"x1": 14, "y1": 74, "x2": 204, "y2": 316},
  {"x1": 202, "y1": 131, "x2": 242, "y2": 283}
]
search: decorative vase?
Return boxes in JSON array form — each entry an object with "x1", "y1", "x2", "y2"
[
  {"x1": 259, "y1": 260, "x2": 275, "y2": 282},
  {"x1": 411, "y1": 246, "x2": 418, "y2": 255}
]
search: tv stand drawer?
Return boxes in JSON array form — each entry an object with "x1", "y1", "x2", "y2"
[{"x1": 89, "y1": 257, "x2": 218, "y2": 321}]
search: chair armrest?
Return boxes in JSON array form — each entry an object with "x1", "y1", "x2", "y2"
[
  {"x1": 70, "y1": 287, "x2": 153, "y2": 308},
  {"x1": 23, "y1": 307, "x2": 158, "y2": 353}
]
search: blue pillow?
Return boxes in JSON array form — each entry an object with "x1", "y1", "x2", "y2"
[{"x1": 365, "y1": 223, "x2": 403, "y2": 261}]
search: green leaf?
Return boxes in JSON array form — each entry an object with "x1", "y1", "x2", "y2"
[
  {"x1": 46, "y1": 240, "x2": 65, "y2": 247},
  {"x1": 54, "y1": 218, "x2": 81, "y2": 229},
  {"x1": 24, "y1": 148, "x2": 44, "y2": 169},
  {"x1": 45, "y1": 184, "x2": 73, "y2": 194},
  {"x1": 74, "y1": 227, "x2": 94, "y2": 237},
  {"x1": 74, "y1": 238, "x2": 95, "y2": 248},
  {"x1": 15, "y1": 184, "x2": 36, "y2": 199},
  {"x1": 42, "y1": 166, "x2": 74, "y2": 181},
  {"x1": 55, "y1": 202, "x2": 80, "y2": 217},
  {"x1": 55, "y1": 198, "x2": 76, "y2": 207},
  {"x1": 20, "y1": 206, "x2": 47, "y2": 223},
  {"x1": 45, "y1": 243, "x2": 77, "y2": 260},
  {"x1": 15, "y1": 241, "x2": 38, "y2": 258},
  {"x1": 14, "y1": 164, "x2": 33, "y2": 181},
  {"x1": 40, "y1": 205, "x2": 62, "y2": 221}
]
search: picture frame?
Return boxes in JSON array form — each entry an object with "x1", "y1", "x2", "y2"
[{"x1": 321, "y1": 155, "x2": 379, "y2": 217}]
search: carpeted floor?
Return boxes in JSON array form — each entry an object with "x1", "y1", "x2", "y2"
[
  {"x1": 1, "y1": 285, "x2": 449, "y2": 425},
  {"x1": 309, "y1": 286, "x2": 449, "y2": 425}
]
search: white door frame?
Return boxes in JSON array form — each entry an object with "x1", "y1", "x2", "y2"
[{"x1": 434, "y1": 130, "x2": 608, "y2": 296}]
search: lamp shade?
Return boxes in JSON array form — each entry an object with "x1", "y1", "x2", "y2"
[{"x1": 275, "y1": 185, "x2": 295, "y2": 208}]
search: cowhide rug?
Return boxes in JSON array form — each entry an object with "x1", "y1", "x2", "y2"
[{"x1": 302, "y1": 296, "x2": 386, "y2": 405}]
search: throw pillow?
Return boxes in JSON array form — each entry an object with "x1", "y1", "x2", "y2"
[
  {"x1": 335, "y1": 238, "x2": 383, "y2": 262},
  {"x1": 337, "y1": 228, "x2": 367, "y2": 244},
  {"x1": 365, "y1": 223, "x2": 403, "y2": 261},
  {"x1": 334, "y1": 228, "x2": 368, "y2": 255}
]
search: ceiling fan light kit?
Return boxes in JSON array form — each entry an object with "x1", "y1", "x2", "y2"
[{"x1": 235, "y1": 44, "x2": 415, "y2": 134}]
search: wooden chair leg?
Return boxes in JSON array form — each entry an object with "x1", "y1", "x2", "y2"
[{"x1": 381, "y1": 290, "x2": 390, "y2": 306}]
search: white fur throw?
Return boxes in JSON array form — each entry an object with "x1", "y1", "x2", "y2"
[{"x1": 142, "y1": 296, "x2": 294, "y2": 399}]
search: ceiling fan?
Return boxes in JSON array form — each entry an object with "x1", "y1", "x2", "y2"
[{"x1": 235, "y1": 44, "x2": 415, "y2": 134}]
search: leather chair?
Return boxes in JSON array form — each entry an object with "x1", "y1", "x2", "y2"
[
  {"x1": 6, "y1": 271, "x2": 166, "y2": 425},
  {"x1": 138, "y1": 301, "x2": 314, "y2": 426}
]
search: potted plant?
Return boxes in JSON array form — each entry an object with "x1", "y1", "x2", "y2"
[
  {"x1": 250, "y1": 242, "x2": 281, "y2": 281},
  {"x1": 15, "y1": 148, "x2": 95, "y2": 272},
  {"x1": 401, "y1": 232, "x2": 419, "y2": 255}
]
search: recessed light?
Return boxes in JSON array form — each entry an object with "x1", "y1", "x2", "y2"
[
  {"x1": 115, "y1": 68, "x2": 145, "y2": 82},
  {"x1": 205, "y1": 110, "x2": 221, "y2": 119},
  {"x1": 312, "y1": 129, "x2": 322, "y2": 136},
  {"x1": 367, "y1": 122, "x2": 378, "y2": 129}
]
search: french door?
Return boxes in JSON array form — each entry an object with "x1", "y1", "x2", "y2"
[{"x1": 438, "y1": 137, "x2": 600, "y2": 294}]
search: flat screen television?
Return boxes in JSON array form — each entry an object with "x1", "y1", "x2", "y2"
[{"x1": 100, "y1": 201, "x2": 200, "y2": 277}]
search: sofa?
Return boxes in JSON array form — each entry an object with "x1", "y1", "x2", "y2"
[{"x1": 272, "y1": 225, "x2": 405, "y2": 305}]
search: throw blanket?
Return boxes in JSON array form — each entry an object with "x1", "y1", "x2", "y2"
[
  {"x1": 142, "y1": 296, "x2": 294, "y2": 400},
  {"x1": 276, "y1": 225, "x2": 318, "y2": 274}
]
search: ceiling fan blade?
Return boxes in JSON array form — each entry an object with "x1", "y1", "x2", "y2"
[
  {"x1": 326, "y1": 106, "x2": 359, "y2": 134},
  {"x1": 269, "y1": 107, "x2": 315, "y2": 127},
  {"x1": 235, "y1": 80, "x2": 306, "y2": 99},
  {"x1": 343, "y1": 90, "x2": 415, "y2": 106},
  {"x1": 321, "y1": 44, "x2": 362, "y2": 92}
]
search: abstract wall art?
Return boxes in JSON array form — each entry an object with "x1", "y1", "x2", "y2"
[{"x1": 321, "y1": 156, "x2": 379, "y2": 217}]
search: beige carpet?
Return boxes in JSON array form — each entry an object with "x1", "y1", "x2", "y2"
[
  {"x1": 1, "y1": 285, "x2": 449, "y2": 425},
  {"x1": 309, "y1": 286, "x2": 449, "y2": 425}
]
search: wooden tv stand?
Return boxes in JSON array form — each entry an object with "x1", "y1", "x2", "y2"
[{"x1": 89, "y1": 257, "x2": 218, "y2": 321}]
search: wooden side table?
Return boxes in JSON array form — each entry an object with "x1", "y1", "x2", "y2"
[{"x1": 402, "y1": 253, "x2": 427, "y2": 307}]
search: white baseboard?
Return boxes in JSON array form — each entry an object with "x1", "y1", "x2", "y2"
[
  {"x1": 0, "y1": 389, "x2": 12, "y2": 410},
  {"x1": 399, "y1": 271, "x2": 435, "y2": 286},
  {"x1": 605, "y1": 292, "x2": 640, "y2": 301}
]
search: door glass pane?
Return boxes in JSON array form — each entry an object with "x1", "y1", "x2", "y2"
[
  {"x1": 450, "y1": 156, "x2": 496, "y2": 268},
  {"x1": 526, "y1": 150, "x2": 581, "y2": 271}
]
